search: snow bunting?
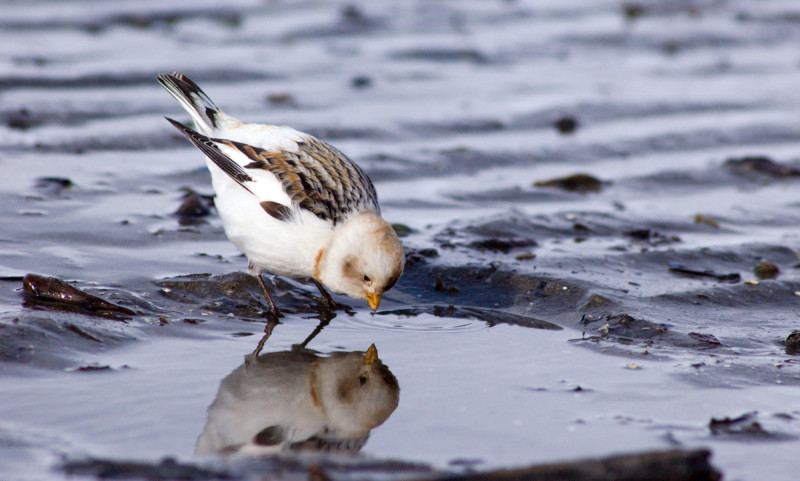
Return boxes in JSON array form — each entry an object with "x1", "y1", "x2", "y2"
[
  {"x1": 157, "y1": 72, "x2": 404, "y2": 316},
  {"x1": 195, "y1": 344, "x2": 399, "y2": 455}
]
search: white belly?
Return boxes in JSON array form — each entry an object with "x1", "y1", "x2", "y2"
[{"x1": 208, "y1": 162, "x2": 332, "y2": 278}]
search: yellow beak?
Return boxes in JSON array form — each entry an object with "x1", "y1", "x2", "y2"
[
  {"x1": 366, "y1": 292, "x2": 382, "y2": 311},
  {"x1": 364, "y1": 344, "x2": 379, "y2": 365}
]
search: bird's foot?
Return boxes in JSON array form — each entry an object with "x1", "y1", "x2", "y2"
[
  {"x1": 264, "y1": 304, "x2": 283, "y2": 320},
  {"x1": 255, "y1": 273, "x2": 283, "y2": 320},
  {"x1": 315, "y1": 295, "x2": 349, "y2": 313},
  {"x1": 310, "y1": 278, "x2": 353, "y2": 315}
]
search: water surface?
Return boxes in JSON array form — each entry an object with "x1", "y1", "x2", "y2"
[{"x1": 2, "y1": 1, "x2": 800, "y2": 480}]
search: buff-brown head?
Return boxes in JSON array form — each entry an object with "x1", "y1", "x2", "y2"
[{"x1": 317, "y1": 212, "x2": 404, "y2": 311}]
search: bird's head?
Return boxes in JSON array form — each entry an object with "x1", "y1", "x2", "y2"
[
  {"x1": 312, "y1": 344, "x2": 400, "y2": 438},
  {"x1": 317, "y1": 212, "x2": 404, "y2": 311}
]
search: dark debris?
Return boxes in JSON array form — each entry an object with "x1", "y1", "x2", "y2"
[
  {"x1": 22, "y1": 273, "x2": 135, "y2": 318},
  {"x1": 668, "y1": 264, "x2": 741, "y2": 283},
  {"x1": 724, "y1": 155, "x2": 800, "y2": 179},
  {"x1": 753, "y1": 262, "x2": 779, "y2": 280},
  {"x1": 786, "y1": 331, "x2": 800, "y2": 355},
  {"x1": 534, "y1": 173, "x2": 605, "y2": 193},
  {"x1": 467, "y1": 238, "x2": 538, "y2": 253}
]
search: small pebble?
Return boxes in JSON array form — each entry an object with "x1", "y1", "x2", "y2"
[
  {"x1": 351, "y1": 75, "x2": 372, "y2": 89},
  {"x1": 754, "y1": 262, "x2": 779, "y2": 280},
  {"x1": 553, "y1": 116, "x2": 579, "y2": 135},
  {"x1": 785, "y1": 331, "x2": 800, "y2": 355},
  {"x1": 266, "y1": 93, "x2": 297, "y2": 107}
]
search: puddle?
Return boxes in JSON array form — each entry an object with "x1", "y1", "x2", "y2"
[{"x1": 2, "y1": 1, "x2": 800, "y2": 480}]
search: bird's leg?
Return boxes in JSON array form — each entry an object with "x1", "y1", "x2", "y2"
[
  {"x1": 297, "y1": 316, "x2": 332, "y2": 349},
  {"x1": 311, "y1": 278, "x2": 334, "y2": 304},
  {"x1": 245, "y1": 274, "x2": 282, "y2": 366},
  {"x1": 250, "y1": 317, "x2": 279, "y2": 359},
  {"x1": 256, "y1": 274, "x2": 282, "y2": 319}
]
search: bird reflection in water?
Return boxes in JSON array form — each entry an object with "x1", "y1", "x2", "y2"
[{"x1": 196, "y1": 344, "x2": 399, "y2": 456}]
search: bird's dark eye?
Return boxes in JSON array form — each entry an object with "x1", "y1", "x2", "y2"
[
  {"x1": 359, "y1": 375, "x2": 368, "y2": 385},
  {"x1": 363, "y1": 275, "x2": 371, "y2": 282}
]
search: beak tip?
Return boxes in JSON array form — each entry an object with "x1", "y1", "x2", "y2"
[
  {"x1": 364, "y1": 343, "x2": 379, "y2": 364},
  {"x1": 367, "y1": 293, "x2": 382, "y2": 311}
]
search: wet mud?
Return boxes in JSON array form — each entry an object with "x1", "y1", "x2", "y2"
[
  {"x1": 60, "y1": 448, "x2": 719, "y2": 481},
  {"x1": 2, "y1": 1, "x2": 800, "y2": 480}
]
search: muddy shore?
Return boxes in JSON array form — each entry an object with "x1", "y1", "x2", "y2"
[{"x1": 2, "y1": 1, "x2": 800, "y2": 480}]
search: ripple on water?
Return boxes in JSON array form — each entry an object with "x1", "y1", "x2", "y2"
[
  {"x1": 335, "y1": 304, "x2": 561, "y2": 335},
  {"x1": 335, "y1": 311, "x2": 487, "y2": 335}
]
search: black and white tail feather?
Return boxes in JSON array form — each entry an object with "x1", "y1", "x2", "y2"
[{"x1": 157, "y1": 72, "x2": 220, "y2": 134}]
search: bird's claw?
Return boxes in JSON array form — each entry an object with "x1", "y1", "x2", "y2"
[
  {"x1": 315, "y1": 295, "x2": 348, "y2": 312},
  {"x1": 264, "y1": 305, "x2": 283, "y2": 320}
]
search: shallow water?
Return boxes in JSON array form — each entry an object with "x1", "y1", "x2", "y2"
[{"x1": 2, "y1": 1, "x2": 800, "y2": 480}]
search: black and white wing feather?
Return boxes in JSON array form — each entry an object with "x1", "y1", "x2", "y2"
[{"x1": 165, "y1": 118, "x2": 379, "y2": 225}]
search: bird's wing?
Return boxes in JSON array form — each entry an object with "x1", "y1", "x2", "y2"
[
  {"x1": 167, "y1": 118, "x2": 379, "y2": 224},
  {"x1": 166, "y1": 117, "x2": 254, "y2": 194},
  {"x1": 216, "y1": 135, "x2": 379, "y2": 225}
]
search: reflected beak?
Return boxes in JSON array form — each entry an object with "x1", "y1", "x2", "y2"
[
  {"x1": 366, "y1": 292, "x2": 382, "y2": 311},
  {"x1": 364, "y1": 344, "x2": 379, "y2": 365}
]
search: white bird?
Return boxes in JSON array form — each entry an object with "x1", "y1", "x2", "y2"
[
  {"x1": 195, "y1": 344, "x2": 400, "y2": 456},
  {"x1": 157, "y1": 72, "x2": 404, "y2": 316}
]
